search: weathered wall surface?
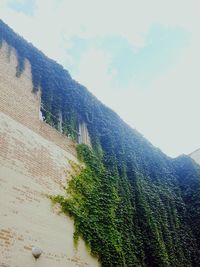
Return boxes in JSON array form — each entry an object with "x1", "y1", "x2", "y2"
[
  {"x1": 78, "y1": 122, "x2": 91, "y2": 146},
  {"x1": 0, "y1": 42, "x2": 99, "y2": 267}
]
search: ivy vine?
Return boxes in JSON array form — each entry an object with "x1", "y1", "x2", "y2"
[{"x1": 1, "y1": 19, "x2": 200, "y2": 267}]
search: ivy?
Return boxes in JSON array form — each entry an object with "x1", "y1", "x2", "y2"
[
  {"x1": 0, "y1": 20, "x2": 79, "y2": 140},
  {"x1": 51, "y1": 145, "x2": 142, "y2": 266},
  {"x1": 2, "y1": 19, "x2": 200, "y2": 266},
  {"x1": 51, "y1": 144, "x2": 200, "y2": 267}
]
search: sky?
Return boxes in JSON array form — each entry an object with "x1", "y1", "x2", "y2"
[{"x1": 0, "y1": 0, "x2": 200, "y2": 157}]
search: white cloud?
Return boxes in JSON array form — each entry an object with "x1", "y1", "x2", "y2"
[
  {"x1": 1, "y1": 0, "x2": 199, "y2": 58},
  {"x1": 76, "y1": 49, "x2": 117, "y2": 101},
  {"x1": 0, "y1": 0, "x2": 9, "y2": 8}
]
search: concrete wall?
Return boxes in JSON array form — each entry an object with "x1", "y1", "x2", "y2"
[
  {"x1": 78, "y1": 122, "x2": 91, "y2": 146},
  {"x1": 0, "y1": 42, "x2": 99, "y2": 267}
]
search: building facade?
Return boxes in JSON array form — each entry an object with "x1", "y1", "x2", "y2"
[{"x1": 0, "y1": 41, "x2": 98, "y2": 267}]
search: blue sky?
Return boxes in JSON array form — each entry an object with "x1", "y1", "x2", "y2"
[
  {"x1": 67, "y1": 25, "x2": 188, "y2": 88},
  {"x1": 0, "y1": 0, "x2": 199, "y2": 157},
  {"x1": 7, "y1": 0, "x2": 36, "y2": 15}
]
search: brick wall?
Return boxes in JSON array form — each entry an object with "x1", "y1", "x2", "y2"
[
  {"x1": 0, "y1": 41, "x2": 76, "y2": 156},
  {"x1": 0, "y1": 41, "x2": 99, "y2": 267}
]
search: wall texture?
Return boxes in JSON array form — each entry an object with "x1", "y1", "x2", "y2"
[{"x1": 0, "y1": 42, "x2": 99, "y2": 267}]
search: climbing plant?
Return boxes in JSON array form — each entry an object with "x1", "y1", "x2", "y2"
[
  {"x1": 51, "y1": 144, "x2": 144, "y2": 266},
  {"x1": 1, "y1": 19, "x2": 200, "y2": 266}
]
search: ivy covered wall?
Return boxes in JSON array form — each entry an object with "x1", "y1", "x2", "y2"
[{"x1": 1, "y1": 19, "x2": 200, "y2": 267}]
